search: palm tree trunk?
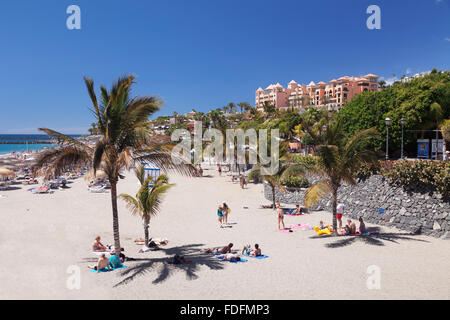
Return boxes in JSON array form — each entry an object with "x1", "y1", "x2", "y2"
[
  {"x1": 271, "y1": 184, "x2": 276, "y2": 210},
  {"x1": 331, "y1": 186, "x2": 338, "y2": 236},
  {"x1": 110, "y1": 180, "x2": 121, "y2": 255},
  {"x1": 144, "y1": 225, "x2": 149, "y2": 247}
]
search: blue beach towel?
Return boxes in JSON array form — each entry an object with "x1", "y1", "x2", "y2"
[
  {"x1": 217, "y1": 257, "x2": 247, "y2": 263},
  {"x1": 90, "y1": 265, "x2": 128, "y2": 273},
  {"x1": 244, "y1": 254, "x2": 269, "y2": 259}
]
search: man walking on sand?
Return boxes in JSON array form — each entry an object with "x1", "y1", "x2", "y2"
[{"x1": 336, "y1": 201, "x2": 344, "y2": 229}]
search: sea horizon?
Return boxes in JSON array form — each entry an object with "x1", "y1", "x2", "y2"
[{"x1": 0, "y1": 134, "x2": 82, "y2": 155}]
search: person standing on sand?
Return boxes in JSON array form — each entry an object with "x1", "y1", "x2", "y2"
[
  {"x1": 336, "y1": 201, "x2": 344, "y2": 229},
  {"x1": 239, "y1": 174, "x2": 245, "y2": 189},
  {"x1": 217, "y1": 205, "x2": 224, "y2": 227},
  {"x1": 222, "y1": 202, "x2": 230, "y2": 224},
  {"x1": 276, "y1": 203, "x2": 285, "y2": 230},
  {"x1": 218, "y1": 165, "x2": 222, "y2": 176}
]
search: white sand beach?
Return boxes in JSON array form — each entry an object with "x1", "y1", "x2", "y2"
[{"x1": 0, "y1": 164, "x2": 448, "y2": 300}]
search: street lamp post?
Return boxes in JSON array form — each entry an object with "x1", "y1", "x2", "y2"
[
  {"x1": 385, "y1": 117, "x2": 391, "y2": 161},
  {"x1": 401, "y1": 118, "x2": 405, "y2": 159}
]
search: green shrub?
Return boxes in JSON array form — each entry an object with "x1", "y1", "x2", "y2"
[
  {"x1": 290, "y1": 155, "x2": 321, "y2": 168},
  {"x1": 281, "y1": 176, "x2": 310, "y2": 188},
  {"x1": 384, "y1": 160, "x2": 450, "y2": 196}
]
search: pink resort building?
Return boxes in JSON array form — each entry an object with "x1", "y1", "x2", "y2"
[{"x1": 255, "y1": 74, "x2": 380, "y2": 112}]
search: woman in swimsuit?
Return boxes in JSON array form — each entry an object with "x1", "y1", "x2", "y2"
[{"x1": 276, "y1": 203, "x2": 285, "y2": 230}]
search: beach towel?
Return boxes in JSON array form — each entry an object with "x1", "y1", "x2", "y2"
[
  {"x1": 288, "y1": 223, "x2": 312, "y2": 230},
  {"x1": 243, "y1": 254, "x2": 269, "y2": 259},
  {"x1": 216, "y1": 257, "x2": 247, "y2": 263},
  {"x1": 90, "y1": 265, "x2": 127, "y2": 273}
]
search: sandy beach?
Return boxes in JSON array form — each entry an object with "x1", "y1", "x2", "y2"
[{"x1": 0, "y1": 164, "x2": 448, "y2": 300}]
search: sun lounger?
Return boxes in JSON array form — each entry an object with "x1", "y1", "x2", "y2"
[
  {"x1": 88, "y1": 185, "x2": 107, "y2": 193},
  {"x1": 32, "y1": 186, "x2": 51, "y2": 194}
]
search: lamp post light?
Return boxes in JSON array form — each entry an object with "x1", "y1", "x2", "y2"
[
  {"x1": 401, "y1": 118, "x2": 405, "y2": 159},
  {"x1": 385, "y1": 117, "x2": 391, "y2": 161}
]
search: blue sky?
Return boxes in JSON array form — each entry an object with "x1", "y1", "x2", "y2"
[{"x1": 0, "y1": 0, "x2": 449, "y2": 134}]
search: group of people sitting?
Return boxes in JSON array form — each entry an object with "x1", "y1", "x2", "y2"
[
  {"x1": 317, "y1": 217, "x2": 367, "y2": 235},
  {"x1": 90, "y1": 236, "x2": 134, "y2": 272},
  {"x1": 200, "y1": 242, "x2": 263, "y2": 262}
]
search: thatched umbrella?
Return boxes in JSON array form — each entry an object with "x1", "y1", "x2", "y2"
[
  {"x1": 0, "y1": 167, "x2": 15, "y2": 180},
  {"x1": 84, "y1": 169, "x2": 108, "y2": 181}
]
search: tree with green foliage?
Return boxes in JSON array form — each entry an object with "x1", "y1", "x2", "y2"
[
  {"x1": 120, "y1": 166, "x2": 174, "y2": 247},
  {"x1": 303, "y1": 118, "x2": 379, "y2": 235}
]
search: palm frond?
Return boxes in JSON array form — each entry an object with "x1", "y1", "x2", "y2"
[
  {"x1": 304, "y1": 179, "x2": 332, "y2": 209},
  {"x1": 119, "y1": 193, "x2": 140, "y2": 216}
]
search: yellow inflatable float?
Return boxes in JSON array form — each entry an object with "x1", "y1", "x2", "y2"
[{"x1": 314, "y1": 226, "x2": 332, "y2": 235}]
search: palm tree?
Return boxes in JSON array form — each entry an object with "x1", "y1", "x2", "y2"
[
  {"x1": 237, "y1": 102, "x2": 251, "y2": 114},
  {"x1": 34, "y1": 75, "x2": 195, "y2": 254},
  {"x1": 120, "y1": 166, "x2": 174, "y2": 246},
  {"x1": 228, "y1": 102, "x2": 237, "y2": 114},
  {"x1": 249, "y1": 150, "x2": 306, "y2": 209},
  {"x1": 303, "y1": 118, "x2": 379, "y2": 235}
]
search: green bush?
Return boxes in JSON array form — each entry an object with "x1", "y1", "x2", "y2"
[
  {"x1": 384, "y1": 160, "x2": 450, "y2": 196},
  {"x1": 281, "y1": 176, "x2": 310, "y2": 188},
  {"x1": 290, "y1": 155, "x2": 321, "y2": 168}
]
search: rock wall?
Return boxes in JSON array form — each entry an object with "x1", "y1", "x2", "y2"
[{"x1": 264, "y1": 175, "x2": 450, "y2": 238}]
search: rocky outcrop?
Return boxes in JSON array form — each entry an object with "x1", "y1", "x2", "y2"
[{"x1": 264, "y1": 175, "x2": 450, "y2": 238}]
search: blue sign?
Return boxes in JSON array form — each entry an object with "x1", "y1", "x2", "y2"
[{"x1": 417, "y1": 139, "x2": 429, "y2": 158}]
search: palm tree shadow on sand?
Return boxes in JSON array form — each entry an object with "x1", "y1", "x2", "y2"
[
  {"x1": 113, "y1": 243, "x2": 225, "y2": 287},
  {"x1": 309, "y1": 227, "x2": 430, "y2": 248}
]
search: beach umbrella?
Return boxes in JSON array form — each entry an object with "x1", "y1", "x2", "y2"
[
  {"x1": 84, "y1": 169, "x2": 108, "y2": 181},
  {"x1": 0, "y1": 167, "x2": 15, "y2": 180}
]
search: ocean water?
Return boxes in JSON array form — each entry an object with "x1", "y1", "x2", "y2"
[{"x1": 0, "y1": 134, "x2": 80, "y2": 155}]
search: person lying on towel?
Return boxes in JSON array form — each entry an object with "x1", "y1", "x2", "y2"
[{"x1": 218, "y1": 253, "x2": 241, "y2": 262}]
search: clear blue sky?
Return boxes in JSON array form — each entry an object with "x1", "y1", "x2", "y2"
[{"x1": 0, "y1": 0, "x2": 449, "y2": 134}]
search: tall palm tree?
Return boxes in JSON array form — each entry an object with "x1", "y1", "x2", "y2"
[
  {"x1": 120, "y1": 166, "x2": 174, "y2": 246},
  {"x1": 303, "y1": 118, "x2": 379, "y2": 235},
  {"x1": 34, "y1": 75, "x2": 195, "y2": 254},
  {"x1": 228, "y1": 102, "x2": 237, "y2": 114}
]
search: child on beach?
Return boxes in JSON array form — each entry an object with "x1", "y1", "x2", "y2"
[{"x1": 217, "y1": 205, "x2": 224, "y2": 227}]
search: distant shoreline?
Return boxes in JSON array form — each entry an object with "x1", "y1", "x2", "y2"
[{"x1": 0, "y1": 141, "x2": 53, "y2": 145}]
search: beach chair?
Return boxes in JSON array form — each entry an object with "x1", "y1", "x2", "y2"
[
  {"x1": 88, "y1": 185, "x2": 107, "y2": 193},
  {"x1": 32, "y1": 185, "x2": 50, "y2": 194}
]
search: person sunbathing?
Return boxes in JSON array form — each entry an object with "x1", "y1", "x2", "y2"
[
  {"x1": 201, "y1": 243, "x2": 235, "y2": 254},
  {"x1": 345, "y1": 220, "x2": 357, "y2": 235},
  {"x1": 108, "y1": 251, "x2": 124, "y2": 269},
  {"x1": 92, "y1": 236, "x2": 109, "y2": 252},
  {"x1": 358, "y1": 217, "x2": 367, "y2": 234},
  {"x1": 88, "y1": 253, "x2": 110, "y2": 273},
  {"x1": 241, "y1": 244, "x2": 252, "y2": 255},
  {"x1": 249, "y1": 244, "x2": 262, "y2": 257},
  {"x1": 260, "y1": 204, "x2": 273, "y2": 209},
  {"x1": 218, "y1": 253, "x2": 241, "y2": 262}
]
